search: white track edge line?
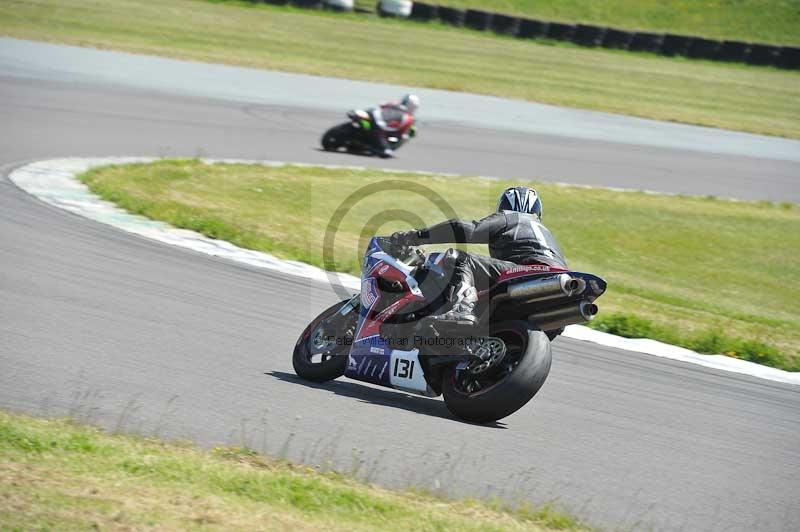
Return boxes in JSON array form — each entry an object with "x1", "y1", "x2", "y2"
[{"x1": 8, "y1": 157, "x2": 799, "y2": 386}]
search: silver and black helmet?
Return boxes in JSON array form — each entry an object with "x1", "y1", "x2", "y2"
[{"x1": 497, "y1": 186, "x2": 543, "y2": 219}]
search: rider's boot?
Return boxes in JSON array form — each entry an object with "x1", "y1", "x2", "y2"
[{"x1": 428, "y1": 282, "x2": 478, "y2": 326}]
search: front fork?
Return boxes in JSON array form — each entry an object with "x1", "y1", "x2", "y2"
[
  {"x1": 307, "y1": 294, "x2": 360, "y2": 355},
  {"x1": 322, "y1": 293, "x2": 360, "y2": 329}
]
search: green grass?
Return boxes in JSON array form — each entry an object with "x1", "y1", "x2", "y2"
[
  {"x1": 0, "y1": 410, "x2": 585, "y2": 531},
  {"x1": 434, "y1": 0, "x2": 800, "y2": 46},
  {"x1": 591, "y1": 313, "x2": 793, "y2": 368},
  {"x1": 78, "y1": 160, "x2": 800, "y2": 371},
  {"x1": 2, "y1": 0, "x2": 799, "y2": 138}
]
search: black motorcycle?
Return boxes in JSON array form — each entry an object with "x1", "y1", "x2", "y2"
[{"x1": 321, "y1": 110, "x2": 409, "y2": 155}]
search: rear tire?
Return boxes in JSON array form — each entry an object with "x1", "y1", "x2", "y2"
[
  {"x1": 442, "y1": 323, "x2": 551, "y2": 423},
  {"x1": 321, "y1": 123, "x2": 353, "y2": 152},
  {"x1": 293, "y1": 300, "x2": 354, "y2": 382}
]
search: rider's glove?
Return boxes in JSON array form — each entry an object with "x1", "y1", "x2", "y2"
[
  {"x1": 391, "y1": 230, "x2": 418, "y2": 249},
  {"x1": 408, "y1": 125, "x2": 417, "y2": 138}
]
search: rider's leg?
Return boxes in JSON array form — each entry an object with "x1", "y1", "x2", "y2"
[
  {"x1": 368, "y1": 112, "x2": 394, "y2": 158},
  {"x1": 466, "y1": 254, "x2": 516, "y2": 289},
  {"x1": 428, "y1": 250, "x2": 512, "y2": 325},
  {"x1": 426, "y1": 249, "x2": 477, "y2": 324},
  {"x1": 371, "y1": 132, "x2": 393, "y2": 158}
]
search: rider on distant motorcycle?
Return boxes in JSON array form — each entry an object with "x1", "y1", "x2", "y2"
[
  {"x1": 364, "y1": 94, "x2": 419, "y2": 158},
  {"x1": 391, "y1": 186, "x2": 567, "y2": 326}
]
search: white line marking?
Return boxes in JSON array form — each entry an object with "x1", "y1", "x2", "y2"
[{"x1": 8, "y1": 157, "x2": 799, "y2": 386}]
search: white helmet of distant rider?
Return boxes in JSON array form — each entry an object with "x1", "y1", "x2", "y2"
[{"x1": 402, "y1": 94, "x2": 420, "y2": 114}]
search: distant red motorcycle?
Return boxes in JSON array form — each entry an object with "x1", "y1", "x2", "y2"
[{"x1": 321, "y1": 109, "x2": 415, "y2": 156}]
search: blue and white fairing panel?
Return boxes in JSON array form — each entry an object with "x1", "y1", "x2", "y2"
[{"x1": 343, "y1": 237, "x2": 434, "y2": 396}]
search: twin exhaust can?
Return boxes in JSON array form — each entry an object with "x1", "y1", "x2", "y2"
[
  {"x1": 507, "y1": 273, "x2": 584, "y2": 301},
  {"x1": 507, "y1": 274, "x2": 598, "y2": 330}
]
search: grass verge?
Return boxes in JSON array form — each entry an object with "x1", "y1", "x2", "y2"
[
  {"x1": 0, "y1": 410, "x2": 585, "y2": 531},
  {"x1": 79, "y1": 160, "x2": 800, "y2": 371},
  {"x1": 431, "y1": 0, "x2": 800, "y2": 46},
  {"x1": 1, "y1": 0, "x2": 799, "y2": 138}
]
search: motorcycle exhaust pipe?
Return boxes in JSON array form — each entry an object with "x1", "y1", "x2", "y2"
[
  {"x1": 507, "y1": 273, "x2": 584, "y2": 302},
  {"x1": 529, "y1": 300, "x2": 598, "y2": 331}
]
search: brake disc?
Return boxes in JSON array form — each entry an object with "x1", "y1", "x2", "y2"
[
  {"x1": 308, "y1": 326, "x2": 335, "y2": 355},
  {"x1": 468, "y1": 337, "x2": 507, "y2": 374}
]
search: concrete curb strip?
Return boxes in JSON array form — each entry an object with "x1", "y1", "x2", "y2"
[{"x1": 9, "y1": 157, "x2": 799, "y2": 386}]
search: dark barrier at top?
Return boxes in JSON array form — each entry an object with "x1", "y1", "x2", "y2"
[
  {"x1": 747, "y1": 44, "x2": 781, "y2": 66},
  {"x1": 714, "y1": 41, "x2": 749, "y2": 63},
  {"x1": 573, "y1": 24, "x2": 606, "y2": 47},
  {"x1": 291, "y1": 0, "x2": 323, "y2": 7},
  {"x1": 778, "y1": 47, "x2": 800, "y2": 69},
  {"x1": 602, "y1": 28, "x2": 634, "y2": 49},
  {"x1": 438, "y1": 6, "x2": 466, "y2": 26},
  {"x1": 247, "y1": 1, "x2": 799, "y2": 69},
  {"x1": 516, "y1": 18, "x2": 549, "y2": 39},
  {"x1": 491, "y1": 14, "x2": 520, "y2": 35},
  {"x1": 687, "y1": 37, "x2": 720, "y2": 60},
  {"x1": 546, "y1": 22, "x2": 575, "y2": 41},
  {"x1": 628, "y1": 32, "x2": 664, "y2": 53},
  {"x1": 465, "y1": 9, "x2": 493, "y2": 31},
  {"x1": 410, "y1": 2, "x2": 437, "y2": 21},
  {"x1": 660, "y1": 34, "x2": 693, "y2": 56}
]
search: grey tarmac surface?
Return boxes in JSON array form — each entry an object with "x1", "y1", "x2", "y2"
[
  {"x1": 1, "y1": 47, "x2": 800, "y2": 532},
  {"x1": 2, "y1": 37, "x2": 800, "y2": 201}
]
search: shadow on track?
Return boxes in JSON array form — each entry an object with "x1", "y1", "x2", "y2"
[
  {"x1": 267, "y1": 371, "x2": 506, "y2": 429},
  {"x1": 314, "y1": 147, "x2": 380, "y2": 158}
]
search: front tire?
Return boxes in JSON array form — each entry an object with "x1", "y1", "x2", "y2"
[
  {"x1": 442, "y1": 323, "x2": 552, "y2": 423},
  {"x1": 293, "y1": 300, "x2": 355, "y2": 382}
]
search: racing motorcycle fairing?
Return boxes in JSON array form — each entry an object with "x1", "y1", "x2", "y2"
[
  {"x1": 345, "y1": 238, "x2": 435, "y2": 395},
  {"x1": 343, "y1": 237, "x2": 606, "y2": 398},
  {"x1": 295, "y1": 236, "x2": 606, "y2": 421}
]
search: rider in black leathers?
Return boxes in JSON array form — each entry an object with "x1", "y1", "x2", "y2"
[{"x1": 391, "y1": 186, "x2": 567, "y2": 325}]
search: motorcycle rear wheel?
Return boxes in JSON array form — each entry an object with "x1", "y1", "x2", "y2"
[
  {"x1": 293, "y1": 299, "x2": 354, "y2": 382},
  {"x1": 442, "y1": 322, "x2": 552, "y2": 423},
  {"x1": 321, "y1": 123, "x2": 353, "y2": 152}
]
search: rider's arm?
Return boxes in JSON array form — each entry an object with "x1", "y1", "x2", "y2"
[{"x1": 412, "y1": 212, "x2": 507, "y2": 244}]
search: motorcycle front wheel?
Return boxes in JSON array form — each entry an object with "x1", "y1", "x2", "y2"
[
  {"x1": 441, "y1": 322, "x2": 552, "y2": 423},
  {"x1": 292, "y1": 299, "x2": 356, "y2": 382},
  {"x1": 321, "y1": 123, "x2": 353, "y2": 152}
]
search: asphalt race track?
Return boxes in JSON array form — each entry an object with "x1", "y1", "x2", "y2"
[{"x1": 2, "y1": 40, "x2": 800, "y2": 531}]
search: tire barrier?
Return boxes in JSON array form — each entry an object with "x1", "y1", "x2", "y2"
[
  {"x1": 290, "y1": 0, "x2": 324, "y2": 8},
  {"x1": 377, "y1": 0, "x2": 412, "y2": 17},
  {"x1": 628, "y1": 32, "x2": 664, "y2": 53},
  {"x1": 324, "y1": 0, "x2": 353, "y2": 11},
  {"x1": 747, "y1": 44, "x2": 781, "y2": 66},
  {"x1": 491, "y1": 14, "x2": 520, "y2": 35},
  {"x1": 438, "y1": 6, "x2": 466, "y2": 27},
  {"x1": 516, "y1": 18, "x2": 549, "y2": 40},
  {"x1": 260, "y1": 1, "x2": 800, "y2": 70},
  {"x1": 545, "y1": 22, "x2": 576, "y2": 42},
  {"x1": 776, "y1": 46, "x2": 800, "y2": 70},
  {"x1": 660, "y1": 34, "x2": 693, "y2": 56},
  {"x1": 465, "y1": 9, "x2": 493, "y2": 31},
  {"x1": 686, "y1": 37, "x2": 721, "y2": 60},
  {"x1": 573, "y1": 24, "x2": 606, "y2": 47},
  {"x1": 601, "y1": 28, "x2": 633, "y2": 49},
  {"x1": 713, "y1": 40, "x2": 749, "y2": 63},
  {"x1": 409, "y1": 1, "x2": 437, "y2": 21}
]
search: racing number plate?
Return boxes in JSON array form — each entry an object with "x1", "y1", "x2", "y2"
[{"x1": 389, "y1": 350, "x2": 428, "y2": 393}]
